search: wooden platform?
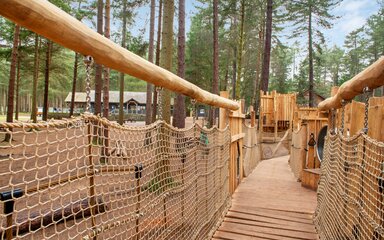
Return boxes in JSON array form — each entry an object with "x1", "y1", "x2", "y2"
[{"x1": 213, "y1": 156, "x2": 318, "y2": 240}]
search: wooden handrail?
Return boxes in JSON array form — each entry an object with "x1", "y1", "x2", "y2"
[
  {"x1": 319, "y1": 57, "x2": 384, "y2": 111},
  {"x1": 0, "y1": 0, "x2": 239, "y2": 110}
]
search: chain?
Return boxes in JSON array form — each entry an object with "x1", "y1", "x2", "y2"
[
  {"x1": 191, "y1": 99, "x2": 197, "y2": 124},
  {"x1": 362, "y1": 87, "x2": 371, "y2": 134},
  {"x1": 83, "y1": 56, "x2": 93, "y2": 113},
  {"x1": 156, "y1": 86, "x2": 163, "y2": 120},
  {"x1": 330, "y1": 109, "x2": 335, "y2": 134},
  {"x1": 340, "y1": 100, "x2": 351, "y2": 134}
]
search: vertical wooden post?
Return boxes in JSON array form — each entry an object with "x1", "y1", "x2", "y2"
[
  {"x1": 250, "y1": 106, "x2": 255, "y2": 127},
  {"x1": 259, "y1": 90, "x2": 264, "y2": 159},
  {"x1": 219, "y1": 91, "x2": 229, "y2": 129},
  {"x1": 273, "y1": 91, "x2": 278, "y2": 142}
]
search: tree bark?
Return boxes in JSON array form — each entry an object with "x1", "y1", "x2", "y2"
[
  {"x1": 260, "y1": 0, "x2": 273, "y2": 93},
  {"x1": 235, "y1": 0, "x2": 245, "y2": 99},
  {"x1": 146, "y1": 0, "x2": 156, "y2": 125},
  {"x1": 15, "y1": 39, "x2": 21, "y2": 120},
  {"x1": 69, "y1": 52, "x2": 79, "y2": 117},
  {"x1": 308, "y1": 6, "x2": 314, "y2": 107},
  {"x1": 173, "y1": 0, "x2": 186, "y2": 128},
  {"x1": 6, "y1": 24, "x2": 20, "y2": 124},
  {"x1": 94, "y1": 0, "x2": 104, "y2": 115},
  {"x1": 152, "y1": 0, "x2": 163, "y2": 123},
  {"x1": 43, "y1": 40, "x2": 52, "y2": 121},
  {"x1": 103, "y1": 0, "x2": 110, "y2": 118},
  {"x1": 119, "y1": 0, "x2": 127, "y2": 125},
  {"x1": 31, "y1": 34, "x2": 40, "y2": 123},
  {"x1": 208, "y1": 0, "x2": 219, "y2": 127},
  {"x1": 160, "y1": 0, "x2": 174, "y2": 124}
]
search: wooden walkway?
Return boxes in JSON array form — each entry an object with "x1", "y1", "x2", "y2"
[{"x1": 213, "y1": 155, "x2": 318, "y2": 240}]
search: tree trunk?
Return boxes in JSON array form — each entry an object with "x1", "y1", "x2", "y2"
[
  {"x1": 308, "y1": 7, "x2": 314, "y2": 107},
  {"x1": 31, "y1": 34, "x2": 40, "y2": 123},
  {"x1": 103, "y1": 0, "x2": 110, "y2": 118},
  {"x1": 6, "y1": 24, "x2": 20, "y2": 124},
  {"x1": 146, "y1": 0, "x2": 156, "y2": 125},
  {"x1": 235, "y1": 0, "x2": 245, "y2": 99},
  {"x1": 119, "y1": 0, "x2": 128, "y2": 125},
  {"x1": 231, "y1": 8, "x2": 238, "y2": 100},
  {"x1": 253, "y1": 29, "x2": 264, "y2": 111},
  {"x1": 159, "y1": 0, "x2": 174, "y2": 124},
  {"x1": 94, "y1": 0, "x2": 104, "y2": 115},
  {"x1": 15, "y1": 40, "x2": 21, "y2": 121},
  {"x1": 260, "y1": 0, "x2": 273, "y2": 93},
  {"x1": 173, "y1": 0, "x2": 186, "y2": 128},
  {"x1": 69, "y1": 52, "x2": 79, "y2": 117},
  {"x1": 152, "y1": 0, "x2": 163, "y2": 123},
  {"x1": 43, "y1": 40, "x2": 52, "y2": 121},
  {"x1": 208, "y1": 0, "x2": 219, "y2": 127}
]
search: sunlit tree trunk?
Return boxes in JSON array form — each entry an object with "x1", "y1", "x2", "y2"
[
  {"x1": 95, "y1": 0, "x2": 103, "y2": 115},
  {"x1": 260, "y1": 0, "x2": 273, "y2": 93},
  {"x1": 103, "y1": 0, "x2": 110, "y2": 118},
  {"x1": 69, "y1": 52, "x2": 78, "y2": 117},
  {"x1": 119, "y1": 0, "x2": 127, "y2": 125},
  {"x1": 159, "y1": 0, "x2": 174, "y2": 124},
  {"x1": 152, "y1": 0, "x2": 163, "y2": 123},
  {"x1": 146, "y1": 0, "x2": 156, "y2": 125},
  {"x1": 6, "y1": 24, "x2": 20, "y2": 124},
  {"x1": 15, "y1": 40, "x2": 21, "y2": 121},
  {"x1": 235, "y1": 0, "x2": 245, "y2": 99},
  {"x1": 208, "y1": 0, "x2": 219, "y2": 127},
  {"x1": 42, "y1": 40, "x2": 52, "y2": 121},
  {"x1": 31, "y1": 34, "x2": 40, "y2": 123},
  {"x1": 308, "y1": 5, "x2": 314, "y2": 107},
  {"x1": 173, "y1": 0, "x2": 186, "y2": 128}
]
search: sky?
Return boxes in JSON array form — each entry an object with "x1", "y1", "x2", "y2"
[{"x1": 130, "y1": 0, "x2": 381, "y2": 49}]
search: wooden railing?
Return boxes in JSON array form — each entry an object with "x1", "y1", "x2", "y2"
[{"x1": 319, "y1": 57, "x2": 384, "y2": 110}]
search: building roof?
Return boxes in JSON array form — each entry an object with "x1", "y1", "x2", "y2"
[{"x1": 65, "y1": 91, "x2": 149, "y2": 104}]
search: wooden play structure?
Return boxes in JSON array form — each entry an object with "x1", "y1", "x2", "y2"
[{"x1": 259, "y1": 90, "x2": 296, "y2": 140}]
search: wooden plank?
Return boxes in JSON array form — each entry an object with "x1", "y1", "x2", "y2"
[
  {"x1": 220, "y1": 221, "x2": 318, "y2": 239},
  {"x1": 214, "y1": 156, "x2": 318, "y2": 240},
  {"x1": 0, "y1": 0, "x2": 239, "y2": 111}
]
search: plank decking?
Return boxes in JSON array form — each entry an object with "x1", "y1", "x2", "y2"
[{"x1": 213, "y1": 155, "x2": 318, "y2": 240}]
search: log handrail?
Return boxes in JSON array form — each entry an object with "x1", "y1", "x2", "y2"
[
  {"x1": 319, "y1": 57, "x2": 384, "y2": 111},
  {"x1": 0, "y1": 0, "x2": 239, "y2": 110}
]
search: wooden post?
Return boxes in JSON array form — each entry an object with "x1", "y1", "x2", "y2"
[
  {"x1": 250, "y1": 106, "x2": 255, "y2": 127},
  {"x1": 219, "y1": 91, "x2": 229, "y2": 129}
]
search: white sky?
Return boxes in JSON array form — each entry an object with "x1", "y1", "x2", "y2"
[{"x1": 130, "y1": 0, "x2": 380, "y2": 49}]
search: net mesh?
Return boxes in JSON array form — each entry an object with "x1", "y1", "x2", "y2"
[
  {"x1": 0, "y1": 114, "x2": 231, "y2": 240},
  {"x1": 315, "y1": 132, "x2": 384, "y2": 240}
]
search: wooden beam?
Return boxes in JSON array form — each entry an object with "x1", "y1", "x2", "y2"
[
  {"x1": 319, "y1": 57, "x2": 384, "y2": 111},
  {"x1": 0, "y1": 0, "x2": 239, "y2": 110}
]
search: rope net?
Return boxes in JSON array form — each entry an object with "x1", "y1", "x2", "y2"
[
  {"x1": 315, "y1": 132, "x2": 384, "y2": 240},
  {"x1": 0, "y1": 114, "x2": 231, "y2": 239}
]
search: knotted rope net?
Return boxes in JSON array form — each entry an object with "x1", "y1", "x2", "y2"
[
  {"x1": 314, "y1": 132, "x2": 384, "y2": 239},
  {"x1": 0, "y1": 114, "x2": 231, "y2": 239}
]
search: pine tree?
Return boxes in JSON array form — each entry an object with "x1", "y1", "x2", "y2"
[
  {"x1": 146, "y1": 0, "x2": 155, "y2": 125},
  {"x1": 285, "y1": 0, "x2": 341, "y2": 107}
]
